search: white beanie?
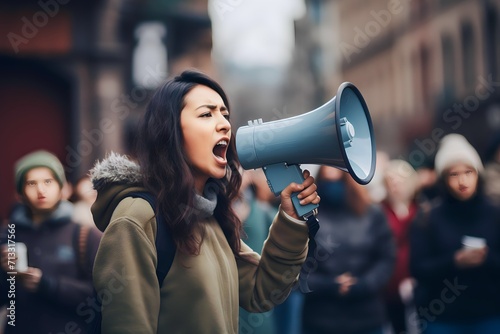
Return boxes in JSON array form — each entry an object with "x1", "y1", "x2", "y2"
[{"x1": 434, "y1": 134, "x2": 484, "y2": 176}]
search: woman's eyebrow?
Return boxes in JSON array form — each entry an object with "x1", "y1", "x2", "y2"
[{"x1": 196, "y1": 104, "x2": 228, "y2": 111}]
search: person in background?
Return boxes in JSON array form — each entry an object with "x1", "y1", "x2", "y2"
[
  {"x1": 484, "y1": 133, "x2": 500, "y2": 206},
  {"x1": 366, "y1": 150, "x2": 390, "y2": 204},
  {"x1": 415, "y1": 155, "x2": 440, "y2": 207},
  {"x1": 301, "y1": 166, "x2": 396, "y2": 334},
  {"x1": 234, "y1": 169, "x2": 277, "y2": 334},
  {"x1": 71, "y1": 175, "x2": 98, "y2": 227},
  {"x1": 381, "y1": 160, "x2": 420, "y2": 334},
  {"x1": 410, "y1": 134, "x2": 500, "y2": 334},
  {"x1": 0, "y1": 150, "x2": 101, "y2": 334}
]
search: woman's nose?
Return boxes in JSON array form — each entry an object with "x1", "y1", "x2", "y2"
[{"x1": 216, "y1": 114, "x2": 231, "y2": 132}]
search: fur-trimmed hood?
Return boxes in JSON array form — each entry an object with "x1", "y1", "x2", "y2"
[
  {"x1": 90, "y1": 152, "x2": 142, "y2": 192},
  {"x1": 89, "y1": 152, "x2": 147, "y2": 232}
]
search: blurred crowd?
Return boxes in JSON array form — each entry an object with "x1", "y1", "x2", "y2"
[{"x1": 1, "y1": 131, "x2": 500, "y2": 334}]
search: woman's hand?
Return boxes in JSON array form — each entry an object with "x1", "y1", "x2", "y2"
[
  {"x1": 0, "y1": 245, "x2": 11, "y2": 273},
  {"x1": 19, "y1": 267, "x2": 43, "y2": 292},
  {"x1": 454, "y1": 246, "x2": 488, "y2": 269},
  {"x1": 280, "y1": 170, "x2": 320, "y2": 220},
  {"x1": 335, "y1": 272, "x2": 357, "y2": 296}
]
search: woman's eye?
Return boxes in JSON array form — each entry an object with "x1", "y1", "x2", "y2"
[
  {"x1": 223, "y1": 114, "x2": 230, "y2": 120},
  {"x1": 200, "y1": 113, "x2": 211, "y2": 118}
]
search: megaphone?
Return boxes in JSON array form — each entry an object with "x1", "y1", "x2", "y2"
[{"x1": 235, "y1": 82, "x2": 376, "y2": 218}]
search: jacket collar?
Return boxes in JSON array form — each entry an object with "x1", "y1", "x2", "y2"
[{"x1": 10, "y1": 200, "x2": 74, "y2": 228}]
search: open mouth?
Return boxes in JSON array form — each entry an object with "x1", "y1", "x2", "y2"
[{"x1": 213, "y1": 140, "x2": 228, "y2": 162}]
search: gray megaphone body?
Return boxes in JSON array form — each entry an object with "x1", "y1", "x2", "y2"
[{"x1": 235, "y1": 82, "x2": 376, "y2": 218}]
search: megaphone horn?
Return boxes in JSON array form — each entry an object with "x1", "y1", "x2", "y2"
[{"x1": 235, "y1": 82, "x2": 376, "y2": 218}]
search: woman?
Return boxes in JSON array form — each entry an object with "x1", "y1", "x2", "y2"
[
  {"x1": 380, "y1": 160, "x2": 420, "y2": 334},
  {"x1": 90, "y1": 70, "x2": 320, "y2": 333},
  {"x1": 301, "y1": 166, "x2": 395, "y2": 334},
  {"x1": 484, "y1": 133, "x2": 500, "y2": 205},
  {"x1": 410, "y1": 134, "x2": 500, "y2": 333}
]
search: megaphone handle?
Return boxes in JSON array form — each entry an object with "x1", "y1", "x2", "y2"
[
  {"x1": 291, "y1": 196, "x2": 319, "y2": 218},
  {"x1": 262, "y1": 163, "x2": 319, "y2": 218}
]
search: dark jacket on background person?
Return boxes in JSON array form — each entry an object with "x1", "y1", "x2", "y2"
[
  {"x1": 410, "y1": 191, "x2": 500, "y2": 322},
  {"x1": 0, "y1": 200, "x2": 102, "y2": 334},
  {"x1": 90, "y1": 153, "x2": 310, "y2": 334},
  {"x1": 302, "y1": 199, "x2": 396, "y2": 334}
]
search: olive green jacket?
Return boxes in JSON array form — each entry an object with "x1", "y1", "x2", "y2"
[{"x1": 90, "y1": 153, "x2": 309, "y2": 333}]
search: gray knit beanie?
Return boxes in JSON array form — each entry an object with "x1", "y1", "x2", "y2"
[
  {"x1": 434, "y1": 134, "x2": 484, "y2": 176},
  {"x1": 14, "y1": 150, "x2": 66, "y2": 194}
]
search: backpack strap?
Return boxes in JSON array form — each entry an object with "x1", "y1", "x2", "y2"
[
  {"x1": 79, "y1": 226, "x2": 91, "y2": 272},
  {"x1": 72, "y1": 224, "x2": 92, "y2": 278},
  {"x1": 128, "y1": 191, "x2": 176, "y2": 286}
]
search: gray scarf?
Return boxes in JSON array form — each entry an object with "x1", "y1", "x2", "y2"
[{"x1": 194, "y1": 185, "x2": 218, "y2": 218}]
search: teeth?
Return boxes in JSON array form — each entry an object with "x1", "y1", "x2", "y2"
[{"x1": 216, "y1": 140, "x2": 228, "y2": 146}]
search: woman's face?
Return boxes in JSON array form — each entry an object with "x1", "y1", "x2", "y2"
[
  {"x1": 445, "y1": 163, "x2": 478, "y2": 201},
  {"x1": 384, "y1": 172, "x2": 415, "y2": 203},
  {"x1": 180, "y1": 85, "x2": 231, "y2": 194}
]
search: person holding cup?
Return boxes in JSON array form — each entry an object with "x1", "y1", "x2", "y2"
[
  {"x1": 0, "y1": 150, "x2": 101, "y2": 334},
  {"x1": 409, "y1": 134, "x2": 500, "y2": 333}
]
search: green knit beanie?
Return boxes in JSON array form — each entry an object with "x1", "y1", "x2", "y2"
[{"x1": 14, "y1": 150, "x2": 66, "y2": 194}]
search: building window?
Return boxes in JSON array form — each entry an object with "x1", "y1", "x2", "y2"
[
  {"x1": 420, "y1": 45, "x2": 431, "y2": 111},
  {"x1": 461, "y1": 21, "x2": 475, "y2": 91},
  {"x1": 441, "y1": 34, "x2": 455, "y2": 103},
  {"x1": 485, "y1": 6, "x2": 499, "y2": 81}
]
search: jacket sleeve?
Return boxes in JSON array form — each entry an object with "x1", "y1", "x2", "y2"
[
  {"x1": 0, "y1": 270, "x2": 8, "y2": 307},
  {"x1": 484, "y1": 206, "x2": 500, "y2": 273},
  {"x1": 36, "y1": 227, "x2": 102, "y2": 308},
  {"x1": 409, "y1": 212, "x2": 455, "y2": 281},
  {"x1": 92, "y1": 198, "x2": 160, "y2": 334},
  {"x1": 237, "y1": 207, "x2": 309, "y2": 312},
  {"x1": 0, "y1": 233, "x2": 9, "y2": 307}
]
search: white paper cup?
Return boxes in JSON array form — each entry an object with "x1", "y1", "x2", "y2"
[
  {"x1": 15, "y1": 242, "x2": 28, "y2": 272},
  {"x1": 461, "y1": 236, "x2": 486, "y2": 249}
]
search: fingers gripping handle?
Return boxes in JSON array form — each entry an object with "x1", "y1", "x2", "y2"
[{"x1": 262, "y1": 163, "x2": 319, "y2": 218}]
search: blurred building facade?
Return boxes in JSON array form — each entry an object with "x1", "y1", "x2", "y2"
[
  {"x1": 0, "y1": 0, "x2": 213, "y2": 220},
  {"x1": 303, "y1": 0, "x2": 500, "y2": 166},
  {"x1": 2, "y1": 0, "x2": 499, "y2": 220}
]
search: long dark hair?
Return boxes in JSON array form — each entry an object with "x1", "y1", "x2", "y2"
[{"x1": 137, "y1": 70, "x2": 242, "y2": 255}]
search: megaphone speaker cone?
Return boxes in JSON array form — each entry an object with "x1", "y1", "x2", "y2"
[{"x1": 334, "y1": 82, "x2": 376, "y2": 185}]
